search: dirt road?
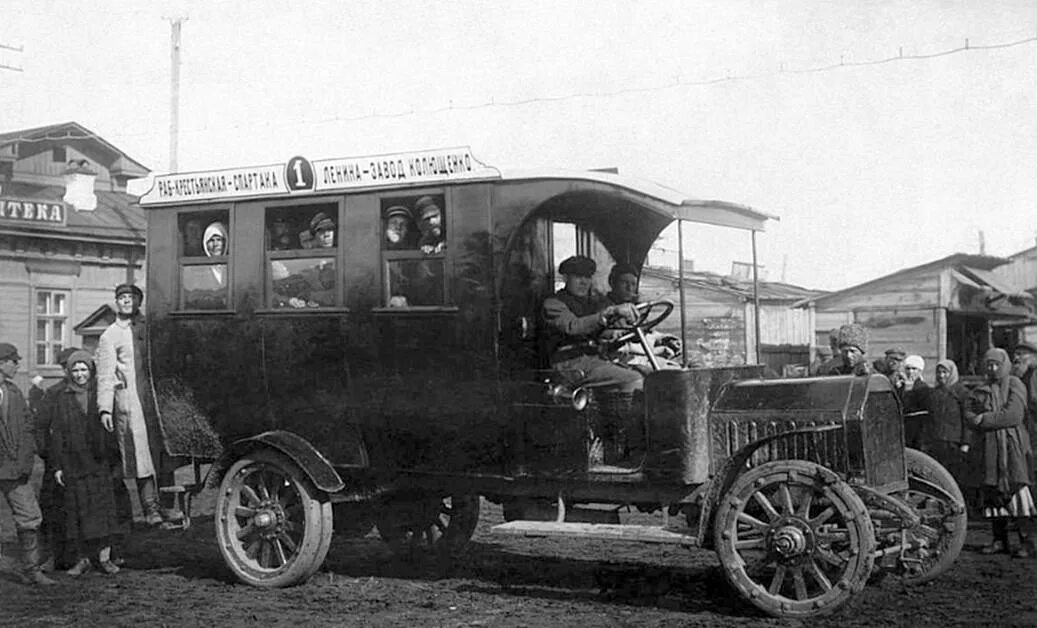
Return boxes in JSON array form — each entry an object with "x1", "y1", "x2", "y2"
[{"x1": 3, "y1": 490, "x2": 1037, "y2": 628}]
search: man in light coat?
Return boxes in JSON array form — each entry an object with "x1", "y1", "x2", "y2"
[{"x1": 96, "y1": 284, "x2": 180, "y2": 526}]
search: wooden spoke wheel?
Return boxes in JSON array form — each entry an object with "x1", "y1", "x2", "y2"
[
  {"x1": 713, "y1": 460, "x2": 875, "y2": 618},
  {"x1": 377, "y1": 494, "x2": 480, "y2": 559},
  {"x1": 896, "y1": 449, "x2": 968, "y2": 584},
  {"x1": 216, "y1": 449, "x2": 333, "y2": 587}
]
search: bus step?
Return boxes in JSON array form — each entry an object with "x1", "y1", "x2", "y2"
[{"x1": 491, "y1": 521, "x2": 699, "y2": 546}]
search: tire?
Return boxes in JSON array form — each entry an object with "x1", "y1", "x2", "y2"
[
  {"x1": 376, "y1": 494, "x2": 480, "y2": 559},
  {"x1": 215, "y1": 449, "x2": 333, "y2": 587},
  {"x1": 899, "y1": 448, "x2": 968, "y2": 584},
  {"x1": 713, "y1": 460, "x2": 876, "y2": 619}
]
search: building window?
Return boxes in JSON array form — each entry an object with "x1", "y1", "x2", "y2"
[
  {"x1": 381, "y1": 193, "x2": 447, "y2": 307},
  {"x1": 178, "y1": 209, "x2": 230, "y2": 310},
  {"x1": 52, "y1": 147, "x2": 66, "y2": 163},
  {"x1": 265, "y1": 203, "x2": 339, "y2": 309},
  {"x1": 35, "y1": 290, "x2": 68, "y2": 365}
]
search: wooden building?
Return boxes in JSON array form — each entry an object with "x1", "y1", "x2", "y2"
[
  {"x1": 992, "y1": 243, "x2": 1037, "y2": 345},
  {"x1": 797, "y1": 253, "x2": 1036, "y2": 379},
  {"x1": 638, "y1": 266, "x2": 821, "y2": 372},
  {"x1": 0, "y1": 122, "x2": 149, "y2": 389}
]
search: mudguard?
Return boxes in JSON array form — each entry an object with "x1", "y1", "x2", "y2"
[
  {"x1": 209, "y1": 430, "x2": 346, "y2": 494},
  {"x1": 696, "y1": 424, "x2": 844, "y2": 549}
]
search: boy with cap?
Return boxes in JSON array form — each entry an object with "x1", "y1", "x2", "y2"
[
  {"x1": 309, "y1": 212, "x2": 336, "y2": 249},
  {"x1": 0, "y1": 342, "x2": 56, "y2": 585}
]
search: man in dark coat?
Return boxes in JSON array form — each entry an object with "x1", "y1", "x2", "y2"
[
  {"x1": 0, "y1": 343, "x2": 56, "y2": 585},
  {"x1": 541, "y1": 256, "x2": 640, "y2": 392},
  {"x1": 1013, "y1": 341, "x2": 1037, "y2": 480}
]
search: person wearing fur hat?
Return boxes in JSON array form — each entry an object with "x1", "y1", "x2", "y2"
[
  {"x1": 818, "y1": 323, "x2": 872, "y2": 376},
  {"x1": 97, "y1": 284, "x2": 181, "y2": 527},
  {"x1": 965, "y1": 347, "x2": 1036, "y2": 557},
  {"x1": 48, "y1": 350, "x2": 126, "y2": 576},
  {"x1": 0, "y1": 342, "x2": 56, "y2": 585},
  {"x1": 901, "y1": 354, "x2": 931, "y2": 449}
]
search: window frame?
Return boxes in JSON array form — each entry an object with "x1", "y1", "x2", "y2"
[
  {"x1": 175, "y1": 207, "x2": 233, "y2": 313},
  {"x1": 33, "y1": 288, "x2": 70, "y2": 368},
  {"x1": 376, "y1": 189, "x2": 453, "y2": 311},
  {"x1": 262, "y1": 198, "x2": 346, "y2": 312}
]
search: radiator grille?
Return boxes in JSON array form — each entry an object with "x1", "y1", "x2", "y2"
[{"x1": 710, "y1": 411, "x2": 847, "y2": 474}]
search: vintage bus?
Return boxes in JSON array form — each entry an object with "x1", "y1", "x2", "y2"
[{"x1": 138, "y1": 147, "x2": 965, "y2": 618}]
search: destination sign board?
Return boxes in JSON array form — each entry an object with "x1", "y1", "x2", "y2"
[{"x1": 139, "y1": 147, "x2": 499, "y2": 205}]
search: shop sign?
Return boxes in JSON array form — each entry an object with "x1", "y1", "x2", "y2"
[
  {"x1": 0, "y1": 197, "x2": 66, "y2": 226},
  {"x1": 139, "y1": 146, "x2": 499, "y2": 206}
]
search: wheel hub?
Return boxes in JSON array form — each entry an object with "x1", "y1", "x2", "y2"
[{"x1": 769, "y1": 519, "x2": 812, "y2": 559}]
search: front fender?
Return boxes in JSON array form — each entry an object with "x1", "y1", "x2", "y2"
[
  {"x1": 696, "y1": 424, "x2": 844, "y2": 549},
  {"x1": 207, "y1": 430, "x2": 345, "y2": 494}
]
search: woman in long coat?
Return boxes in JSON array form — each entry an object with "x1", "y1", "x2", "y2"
[
  {"x1": 96, "y1": 284, "x2": 177, "y2": 526},
  {"x1": 965, "y1": 347, "x2": 1036, "y2": 557},
  {"x1": 924, "y1": 359, "x2": 970, "y2": 489},
  {"x1": 50, "y1": 350, "x2": 126, "y2": 575}
]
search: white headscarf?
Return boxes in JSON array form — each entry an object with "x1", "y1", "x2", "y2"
[{"x1": 203, "y1": 221, "x2": 229, "y2": 257}]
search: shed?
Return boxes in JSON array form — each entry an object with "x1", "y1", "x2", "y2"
[
  {"x1": 638, "y1": 266, "x2": 823, "y2": 373},
  {"x1": 797, "y1": 253, "x2": 1036, "y2": 379}
]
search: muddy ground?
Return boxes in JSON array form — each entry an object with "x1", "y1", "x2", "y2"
[{"x1": 3, "y1": 474, "x2": 1037, "y2": 628}]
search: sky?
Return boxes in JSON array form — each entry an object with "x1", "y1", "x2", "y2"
[{"x1": 1, "y1": 0, "x2": 1035, "y2": 290}]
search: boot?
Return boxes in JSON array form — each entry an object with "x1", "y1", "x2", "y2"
[
  {"x1": 1014, "y1": 529, "x2": 1036, "y2": 559},
  {"x1": 143, "y1": 500, "x2": 163, "y2": 526},
  {"x1": 18, "y1": 530, "x2": 57, "y2": 586},
  {"x1": 980, "y1": 520, "x2": 1011, "y2": 555}
]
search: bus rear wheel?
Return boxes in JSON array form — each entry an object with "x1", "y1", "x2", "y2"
[
  {"x1": 377, "y1": 494, "x2": 480, "y2": 559},
  {"x1": 215, "y1": 449, "x2": 332, "y2": 587}
]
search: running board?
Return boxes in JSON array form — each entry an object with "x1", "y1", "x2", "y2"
[{"x1": 491, "y1": 521, "x2": 699, "y2": 547}]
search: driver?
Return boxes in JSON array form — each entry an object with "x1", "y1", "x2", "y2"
[{"x1": 541, "y1": 256, "x2": 643, "y2": 393}]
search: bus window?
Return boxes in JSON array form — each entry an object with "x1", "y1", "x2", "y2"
[
  {"x1": 266, "y1": 203, "x2": 339, "y2": 309},
  {"x1": 178, "y1": 210, "x2": 230, "y2": 310},
  {"x1": 380, "y1": 194, "x2": 447, "y2": 307}
]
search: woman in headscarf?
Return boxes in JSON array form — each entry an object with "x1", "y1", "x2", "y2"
[
  {"x1": 901, "y1": 354, "x2": 931, "y2": 449},
  {"x1": 203, "y1": 221, "x2": 228, "y2": 257},
  {"x1": 924, "y1": 359, "x2": 971, "y2": 489},
  {"x1": 965, "y1": 347, "x2": 1035, "y2": 557},
  {"x1": 49, "y1": 350, "x2": 126, "y2": 575}
]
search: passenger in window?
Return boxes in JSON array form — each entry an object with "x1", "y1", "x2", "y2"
[
  {"x1": 384, "y1": 205, "x2": 416, "y2": 250},
  {"x1": 310, "y1": 212, "x2": 336, "y2": 249},
  {"x1": 203, "y1": 222, "x2": 228, "y2": 257},
  {"x1": 182, "y1": 219, "x2": 204, "y2": 256},
  {"x1": 415, "y1": 196, "x2": 446, "y2": 254},
  {"x1": 268, "y1": 216, "x2": 299, "y2": 251}
]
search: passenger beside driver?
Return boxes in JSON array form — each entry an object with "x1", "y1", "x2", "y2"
[
  {"x1": 541, "y1": 256, "x2": 642, "y2": 393},
  {"x1": 604, "y1": 263, "x2": 697, "y2": 371}
]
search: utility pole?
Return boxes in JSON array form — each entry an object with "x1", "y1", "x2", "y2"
[
  {"x1": 978, "y1": 230, "x2": 986, "y2": 255},
  {"x1": 0, "y1": 41, "x2": 24, "y2": 73},
  {"x1": 167, "y1": 17, "x2": 187, "y2": 172}
]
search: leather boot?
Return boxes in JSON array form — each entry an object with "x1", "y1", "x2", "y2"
[
  {"x1": 18, "y1": 529, "x2": 57, "y2": 586},
  {"x1": 143, "y1": 500, "x2": 163, "y2": 526}
]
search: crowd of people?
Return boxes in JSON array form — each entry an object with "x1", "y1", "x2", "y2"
[
  {"x1": 0, "y1": 283, "x2": 179, "y2": 586},
  {"x1": 815, "y1": 322, "x2": 1037, "y2": 558}
]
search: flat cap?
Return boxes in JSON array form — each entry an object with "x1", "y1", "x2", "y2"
[
  {"x1": 1015, "y1": 341, "x2": 1037, "y2": 355},
  {"x1": 114, "y1": 283, "x2": 144, "y2": 301},
  {"x1": 0, "y1": 343, "x2": 20, "y2": 362},
  {"x1": 558, "y1": 255, "x2": 596, "y2": 277},
  {"x1": 309, "y1": 212, "x2": 335, "y2": 234},
  {"x1": 884, "y1": 346, "x2": 906, "y2": 359},
  {"x1": 385, "y1": 205, "x2": 413, "y2": 222},
  {"x1": 414, "y1": 196, "x2": 442, "y2": 221}
]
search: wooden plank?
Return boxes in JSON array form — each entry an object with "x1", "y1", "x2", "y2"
[{"x1": 491, "y1": 521, "x2": 699, "y2": 547}]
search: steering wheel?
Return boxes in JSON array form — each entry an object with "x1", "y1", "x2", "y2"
[{"x1": 607, "y1": 300, "x2": 675, "y2": 346}]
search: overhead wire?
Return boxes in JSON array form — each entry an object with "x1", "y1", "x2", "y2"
[{"x1": 0, "y1": 32, "x2": 1035, "y2": 145}]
